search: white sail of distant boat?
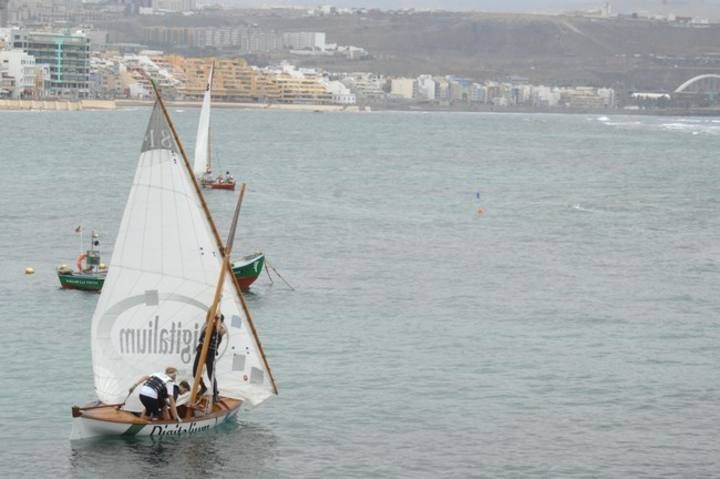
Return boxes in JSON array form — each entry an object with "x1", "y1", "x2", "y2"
[
  {"x1": 192, "y1": 64, "x2": 236, "y2": 191},
  {"x1": 71, "y1": 88, "x2": 276, "y2": 439},
  {"x1": 193, "y1": 64, "x2": 213, "y2": 178}
]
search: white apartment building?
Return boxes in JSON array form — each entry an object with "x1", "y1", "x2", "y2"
[
  {"x1": 283, "y1": 32, "x2": 326, "y2": 51},
  {"x1": 342, "y1": 72, "x2": 385, "y2": 99},
  {"x1": 0, "y1": 49, "x2": 36, "y2": 98},
  {"x1": 416, "y1": 74, "x2": 435, "y2": 100},
  {"x1": 323, "y1": 79, "x2": 356, "y2": 104},
  {"x1": 390, "y1": 77, "x2": 414, "y2": 99}
]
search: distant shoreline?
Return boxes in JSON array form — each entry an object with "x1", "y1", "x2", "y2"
[
  {"x1": 0, "y1": 98, "x2": 362, "y2": 113},
  {"x1": 1, "y1": 98, "x2": 719, "y2": 117}
]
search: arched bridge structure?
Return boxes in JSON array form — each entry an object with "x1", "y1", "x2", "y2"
[{"x1": 675, "y1": 74, "x2": 720, "y2": 94}]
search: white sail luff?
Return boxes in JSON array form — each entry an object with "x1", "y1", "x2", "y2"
[
  {"x1": 192, "y1": 65, "x2": 213, "y2": 177},
  {"x1": 90, "y1": 101, "x2": 275, "y2": 407}
]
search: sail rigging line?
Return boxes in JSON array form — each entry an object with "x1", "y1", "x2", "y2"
[
  {"x1": 190, "y1": 183, "x2": 246, "y2": 407},
  {"x1": 150, "y1": 77, "x2": 278, "y2": 397}
]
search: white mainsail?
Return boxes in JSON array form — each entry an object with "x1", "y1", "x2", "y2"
[
  {"x1": 90, "y1": 101, "x2": 275, "y2": 408},
  {"x1": 192, "y1": 65, "x2": 213, "y2": 177}
]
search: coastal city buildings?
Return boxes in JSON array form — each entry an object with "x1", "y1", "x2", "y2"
[
  {"x1": 0, "y1": 6, "x2": 638, "y2": 110},
  {"x1": 0, "y1": 26, "x2": 618, "y2": 110},
  {"x1": 11, "y1": 30, "x2": 89, "y2": 98}
]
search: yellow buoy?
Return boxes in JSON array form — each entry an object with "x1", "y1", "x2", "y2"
[{"x1": 25, "y1": 267, "x2": 35, "y2": 275}]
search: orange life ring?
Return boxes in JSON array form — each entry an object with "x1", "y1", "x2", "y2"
[{"x1": 76, "y1": 253, "x2": 87, "y2": 272}]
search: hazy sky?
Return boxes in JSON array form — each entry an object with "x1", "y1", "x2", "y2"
[
  {"x1": 215, "y1": 0, "x2": 596, "y2": 12},
  {"x1": 211, "y1": 1, "x2": 720, "y2": 18}
]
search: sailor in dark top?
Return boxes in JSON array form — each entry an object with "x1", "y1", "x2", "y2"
[
  {"x1": 130, "y1": 367, "x2": 182, "y2": 421},
  {"x1": 192, "y1": 314, "x2": 226, "y2": 400}
]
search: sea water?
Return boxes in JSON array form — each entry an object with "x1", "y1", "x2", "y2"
[{"x1": 0, "y1": 110, "x2": 719, "y2": 478}]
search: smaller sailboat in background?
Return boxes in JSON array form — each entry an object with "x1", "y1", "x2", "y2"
[
  {"x1": 57, "y1": 229, "x2": 107, "y2": 291},
  {"x1": 193, "y1": 61, "x2": 264, "y2": 290},
  {"x1": 193, "y1": 64, "x2": 236, "y2": 191}
]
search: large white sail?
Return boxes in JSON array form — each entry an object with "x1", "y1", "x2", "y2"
[
  {"x1": 192, "y1": 65, "x2": 213, "y2": 177},
  {"x1": 90, "y1": 101, "x2": 274, "y2": 408}
]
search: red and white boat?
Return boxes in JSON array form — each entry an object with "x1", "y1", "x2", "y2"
[{"x1": 203, "y1": 172, "x2": 236, "y2": 190}]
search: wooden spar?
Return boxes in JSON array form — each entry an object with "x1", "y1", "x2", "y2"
[
  {"x1": 148, "y1": 78, "x2": 225, "y2": 254},
  {"x1": 207, "y1": 62, "x2": 213, "y2": 174},
  {"x1": 149, "y1": 78, "x2": 279, "y2": 396},
  {"x1": 189, "y1": 183, "x2": 246, "y2": 406}
]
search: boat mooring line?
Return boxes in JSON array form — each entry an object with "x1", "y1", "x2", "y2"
[{"x1": 266, "y1": 259, "x2": 295, "y2": 291}]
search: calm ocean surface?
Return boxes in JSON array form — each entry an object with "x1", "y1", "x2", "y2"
[{"x1": 0, "y1": 109, "x2": 719, "y2": 478}]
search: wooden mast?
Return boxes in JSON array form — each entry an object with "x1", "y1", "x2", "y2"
[
  {"x1": 148, "y1": 78, "x2": 279, "y2": 396},
  {"x1": 189, "y1": 183, "x2": 246, "y2": 407}
]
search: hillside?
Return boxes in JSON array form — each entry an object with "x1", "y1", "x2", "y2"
[
  {"x1": 255, "y1": 11, "x2": 720, "y2": 92},
  {"x1": 113, "y1": 9, "x2": 720, "y2": 93}
]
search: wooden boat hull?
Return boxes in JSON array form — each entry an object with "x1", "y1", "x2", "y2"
[
  {"x1": 70, "y1": 397, "x2": 242, "y2": 440},
  {"x1": 231, "y1": 253, "x2": 265, "y2": 290},
  {"x1": 58, "y1": 271, "x2": 106, "y2": 291}
]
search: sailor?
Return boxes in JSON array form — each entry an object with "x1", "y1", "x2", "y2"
[
  {"x1": 130, "y1": 367, "x2": 183, "y2": 422},
  {"x1": 174, "y1": 380, "x2": 191, "y2": 402},
  {"x1": 225, "y1": 171, "x2": 234, "y2": 182},
  {"x1": 192, "y1": 314, "x2": 226, "y2": 401},
  {"x1": 203, "y1": 171, "x2": 213, "y2": 185}
]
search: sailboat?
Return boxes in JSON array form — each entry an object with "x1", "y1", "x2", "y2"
[
  {"x1": 70, "y1": 83, "x2": 277, "y2": 439},
  {"x1": 194, "y1": 64, "x2": 236, "y2": 191}
]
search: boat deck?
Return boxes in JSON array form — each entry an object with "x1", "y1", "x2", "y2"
[{"x1": 73, "y1": 397, "x2": 241, "y2": 425}]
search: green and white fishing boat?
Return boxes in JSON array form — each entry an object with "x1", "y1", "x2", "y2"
[
  {"x1": 232, "y1": 252, "x2": 265, "y2": 290},
  {"x1": 70, "y1": 84, "x2": 277, "y2": 440},
  {"x1": 57, "y1": 231, "x2": 107, "y2": 292}
]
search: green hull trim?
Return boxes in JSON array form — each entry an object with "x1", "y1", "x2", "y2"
[
  {"x1": 232, "y1": 254, "x2": 265, "y2": 279},
  {"x1": 122, "y1": 423, "x2": 146, "y2": 436},
  {"x1": 58, "y1": 272, "x2": 106, "y2": 291},
  {"x1": 231, "y1": 253, "x2": 265, "y2": 290}
]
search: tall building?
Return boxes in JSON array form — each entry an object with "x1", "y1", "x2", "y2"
[
  {"x1": 164, "y1": 56, "x2": 281, "y2": 102},
  {"x1": 282, "y1": 32, "x2": 326, "y2": 51},
  {"x1": 390, "y1": 78, "x2": 414, "y2": 99},
  {"x1": 12, "y1": 30, "x2": 90, "y2": 98},
  {"x1": 0, "y1": 49, "x2": 37, "y2": 98}
]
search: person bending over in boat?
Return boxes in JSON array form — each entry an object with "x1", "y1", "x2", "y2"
[
  {"x1": 174, "y1": 380, "x2": 191, "y2": 403},
  {"x1": 130, "y1": 367, "x2": 184, "y2": 422},
  {"x1": 192, "y1": 314, "x2": 226, "y2": 402}
]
